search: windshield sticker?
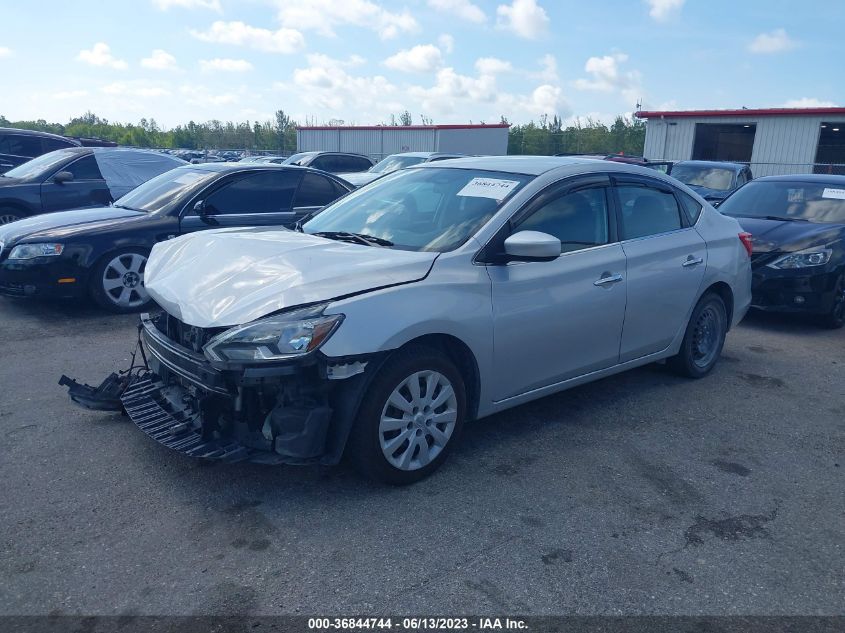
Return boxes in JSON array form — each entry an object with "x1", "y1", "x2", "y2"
[
  {"x1": 173, "y1": 172, "x2": 206, "y2": 185},
  {"x1": 787, "y1": 189, "x2": 805, "y2": 203},
  {"x1": 457, "y1": 178, "x2": 521, "y2": 201},
  {"x1": 822, "y1": 187, "x2": 845, "y2": 200}
]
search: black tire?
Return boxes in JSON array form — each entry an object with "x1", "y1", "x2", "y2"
[
  {"x1": 0, "y1": 208, "x2": 22, "y2": 225},
  {"x1": 347, "y1": 345, "x2": 466, "y2": 485},
  {"x1": 819, "y1": 274, "x2": 845, "y2": 329},
  {"x1": 667, "y1": 292, "x2": 728, "y2": 378},
  {"x1": 89, "y1": 249, "x2": 154, "y2": 313}
]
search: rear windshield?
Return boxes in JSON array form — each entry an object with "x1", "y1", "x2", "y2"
[
  {"x1": 371, "y1": 155, "x2": 426, "y2": 174},
  {"x1": 672, "y1": 164, "x2": 736, "y2": 191},
  {"x1": 719, "y1": 181, "x2": 845, "y2": 224}
]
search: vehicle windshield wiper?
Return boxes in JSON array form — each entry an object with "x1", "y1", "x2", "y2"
[
  {"x1": 311, "y1": 231, "x2": 393, "y2": 247},
  {"x1": 112, "y1": 203, "x2": 146, "y2": 213},
  {"x1": 761, "y1": 215, "x2": 808, "y2": 222}
]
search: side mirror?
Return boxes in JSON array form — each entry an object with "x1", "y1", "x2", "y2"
[
  {"x1": 193, "y1": 199, "x2": 207, "y2": 214},
  {"x1": 503, "y1": 231, "x2": 561, "y2": 261},
  {"x1": 53, "y1": 171, "x2": 73, "y2": 184}
]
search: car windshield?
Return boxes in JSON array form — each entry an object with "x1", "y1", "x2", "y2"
[
  {"x1": 370, "y1": 155, "x2": 427, "y2": 174},
  {"x1": 112, "y1": 167, "x2": 217, "y2": 214},
  {"x1": 672, "y1": 164, "x2": 736, "y2": 191},
  {"x1": 303, "y1": 167, "x2": 532, "y2": 252},
  {"x1": 282, "y1": 152, "x2": 316, "y2": 166},
  {"x1": 3, "y1": 149, "x2": 77, "y2": 180},
  {"x1": 719, "y1": 181, "x2": 845, "y2": 224}
]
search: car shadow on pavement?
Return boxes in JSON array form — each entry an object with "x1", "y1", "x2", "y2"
[{"x1": 739, "y1": 308, "x2": 838, "y2": 336}]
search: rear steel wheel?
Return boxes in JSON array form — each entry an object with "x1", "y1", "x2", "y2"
[{"x1": 668, "y1": 292, "x2": 728, "y2": 378}]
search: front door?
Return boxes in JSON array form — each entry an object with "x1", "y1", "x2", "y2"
[
  {"x1": 40, "y1": 154, "x2": 111, "y2": 212},
  {"x1": 487, "y1": 176, "x2": 627, "y2": 401},
  {"x1": 613, "y1": 177, "x2": 707, "y2": 362}
]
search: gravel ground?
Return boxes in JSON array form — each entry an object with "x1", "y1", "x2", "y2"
[{"x1": 0, "y1": 297, "x2": 842, "y2": 616}]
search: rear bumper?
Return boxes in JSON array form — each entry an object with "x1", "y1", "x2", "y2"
[{"x1": 123, "y1": 313, "x2": 377, "y2": 465}]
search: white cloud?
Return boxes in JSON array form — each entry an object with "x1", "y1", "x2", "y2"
[
  {"x1": 748, "y1": 28, "x2": 797, "y2": 54},
  {"x1": 199, "y1": 58, "x2": 254, "y2": 72},
  {"x1": 152, "y1": 0, "x2": 221, "y2": 11},
  {"x1": 427, "y1": 0, "x2": 486, "y2": 23},
  {"x1": 76, "y1": 43, "x2": 128, "y2": 70},
  {"x1": 531, "y1": 53, "x2": 558, "y2": 82},
  {"x1": 574, "y1": 53, "x2": 642, "y2": 107},
  {"x1": 52, "y1": 90, "x2": 88, "y2": 100},
  {"x1": 644, "y1": 0, "x2": 684, "y2": 22},
  {"x1": 438, "y1": 34, "x2": 455, "y2": 54},
  {"x1": 277, "y1": 0, "x2": 417, "y2": 40},
  {"x1": 475, "y1": 57, "x2": 512, "y2": 75},
  {"x1": 190, "y1": 21, "x2": 305, "y2": 54},
  {"x1": 384, "y1": 45, "x2": 443, "y2": 73},
  {"x1": 180, "y1": 84, "x2": 241, "y2": 107},
  {"x1": 783, "y1": 97, "x2": 837, "y2": 108},
  {"x1": 290, "y1": 54, "x2": 403, "y2": 115},
  {"x1": 0, "y1": 46, "x2": 12, "y2": 59},
  {"x1": 496, "y1": 0, "x2": 549, "y2": 39},
  {"x1": 141, "y1": 49, "x2": 179, "y2": 71},
  {"x1": 102, "y1": 81, "x2": 171, "y2": 98}
]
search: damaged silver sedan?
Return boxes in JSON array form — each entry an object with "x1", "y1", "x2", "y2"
[{"x1": 64, "y1": 157, "x2": 753, "y2": 484}]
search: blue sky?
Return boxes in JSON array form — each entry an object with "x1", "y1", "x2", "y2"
[{"x1": 0, "y1": 0, "x2": 842, "y2": 128}]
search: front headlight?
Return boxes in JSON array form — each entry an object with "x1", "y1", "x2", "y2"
[
  {"x1": 8, "y1": 243, "x2": 64, "y2": 260},
  {"x1": 203, "y1": 303, "x2": 343, "y2": 363},
  {"x1": 767, "y1": 247, "x2": 833, "y2": 269}
]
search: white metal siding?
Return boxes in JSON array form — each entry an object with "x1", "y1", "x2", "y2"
[
  {"x1": 296, "y1": 127, "x2": 507, "y2": 159},
  {"x1": 643, "y1": 115, "x2": 845, "y2": 177}
]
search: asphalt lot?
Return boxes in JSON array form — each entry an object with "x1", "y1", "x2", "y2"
[{"x1": 0, "y1": 296, "x2": 842, "y2": 617}]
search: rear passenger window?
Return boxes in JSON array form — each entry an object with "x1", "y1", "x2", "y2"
[
  {"x1": 64, "y1": 155, "x2": 103, "y2": 180},
  {"x1": 677, "y1": 190, "x2": 703, "y2": 225},
  {"x1": 517, "y1": 187, "x2": 610, "y2": 253},
  {"x1": 43, "y1": 138, "x2": 76, "y2": 153},
  {"x1": 3, "y1": 134, "x2": 43, "y2": 157},
  {"x1": 343, "y1": 156, "x2": 372, "y2": 172},
  {"x1": 617, "y1": 185, "x2": 683, "y2": 240},
  {"x1": 294, "y1": 172, "x2": 340, "y2": 207}
]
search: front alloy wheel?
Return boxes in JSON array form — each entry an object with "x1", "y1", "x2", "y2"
[
  {"x1": 820, "y1": 274, "x2": 845, "y2": 329},
  {"x1": 0, "y1": 211, "x2": 21, "y2": 225},
  {"x1": 349, "y1": 346, "x2": 466, "y2": 485},
  {"x1": 91, "y1": 250, "x2": 152, "y2": 312}
]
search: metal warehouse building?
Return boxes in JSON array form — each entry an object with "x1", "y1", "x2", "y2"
[
  {"x1": 636, "y1": 107, "x2": 845, "y2": 177},
  {"x1": 296, "y1": 123, "x2": 510, "y2": 160}
]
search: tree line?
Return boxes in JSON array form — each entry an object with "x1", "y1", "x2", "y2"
[{"x1": 0, "y1": 110, "x2": 646, "y2": 157}]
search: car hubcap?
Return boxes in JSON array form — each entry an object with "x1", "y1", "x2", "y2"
[
  {"x1": 102, "y1": 253, "x2": 149, "y2": 308},
  {"x1": 0, "y1": 213, "x2": 20, "y2": 225},
  {"x1": 691, "y1": 305, "x2": 722, "y2": 368},
  {"x1": 379, "y1": 370, "x2": 458, "y2": 471}
]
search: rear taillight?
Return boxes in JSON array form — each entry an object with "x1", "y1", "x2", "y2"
[{"x1": 739, "y1": 232, "x2": 753, "y2": 257}]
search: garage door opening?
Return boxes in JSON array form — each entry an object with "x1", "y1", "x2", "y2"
[
  {"x1": 814, "y1": 122, "x2": 845, "y2": 174},
  {"x1": 691, "y1": 123, "x2": 756, "y2": 162}
]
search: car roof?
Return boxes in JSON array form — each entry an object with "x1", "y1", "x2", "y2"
[
  {"x1": 416, "y1": 155, "x2": 636, "y2": 176},
  {"x1": 673, "y1": 160, "x2": 745, "y2": 171},
  {"x1": 754, "y1": 174, "x2": 845, "y2": 185},
  {"x1": 178, "y1": 162, "x2": 347, "y2": 177},
  {"x1": 0, "y1": 127, "x2": 80, "y2": 144}
]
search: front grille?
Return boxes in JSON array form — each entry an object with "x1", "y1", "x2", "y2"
[
  {"x1": 750, "y1": 252, "x2": 780, "y2": 269},
  {"x1": 153, "y1": 312, "x2": 224, "y2": 353}
]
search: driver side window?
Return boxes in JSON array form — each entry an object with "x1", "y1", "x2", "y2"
[{"x1": 516, "y1": 187, "x2": 610, "y2": 253}]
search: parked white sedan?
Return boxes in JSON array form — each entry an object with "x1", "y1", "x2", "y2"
[{"x1": 67, "y1": 157, "x2": 753, "y2": 484}]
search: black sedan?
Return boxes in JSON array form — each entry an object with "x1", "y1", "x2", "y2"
[
  {"x1": 0, "y1": 163, "x2": 352, "y2": 312},
  {"x1": 718, "y1": 174, "x2": 845, "y2": 328},
  {"x1": 0, "y1": 147, "x2": 184, "y2": 224},
  {"x1": 670, "y1": 160, "x2": 753, "y2": 205}
]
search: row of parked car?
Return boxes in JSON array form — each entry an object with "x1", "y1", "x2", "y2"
[{"x1": 1, "y1": 129, "x2": 843, "y2": 331}]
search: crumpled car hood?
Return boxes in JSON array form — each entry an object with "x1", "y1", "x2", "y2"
[{"x1": 144, "y1": 227, "x2": 438, "y2": 328}]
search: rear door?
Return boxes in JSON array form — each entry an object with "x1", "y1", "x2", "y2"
[
  {"x1": 179, "y1": 169, "x2": 302, "y2": 233},
  {"x1": 291, "y1": 172, "x2": 349, "y2": 222},
  {"x1": 487, "y1": 174, "x2": 628, "y2": 400},
  {"x1": 612, "y1": 175, "x2": 707, "y2": 362},
  {"x1": 40, "y1": 154, "x2": 112, "y2": 212}
]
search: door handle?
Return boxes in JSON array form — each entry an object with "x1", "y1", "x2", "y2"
[
  {"x1": 682, "y1": 256, "x2": 704, "y2": 267},
  {"x1": 594, "y1": 273, "x2": 623, "y2": 286}
]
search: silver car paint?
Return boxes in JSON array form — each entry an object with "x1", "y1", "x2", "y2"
[{"x1": 320, "y1": 158, "x2": 751, "y2": 420}]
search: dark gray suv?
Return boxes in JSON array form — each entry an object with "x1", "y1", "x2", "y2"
[{"x1": 0, "y1": 127, "x2": 80, "y2": 174}]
